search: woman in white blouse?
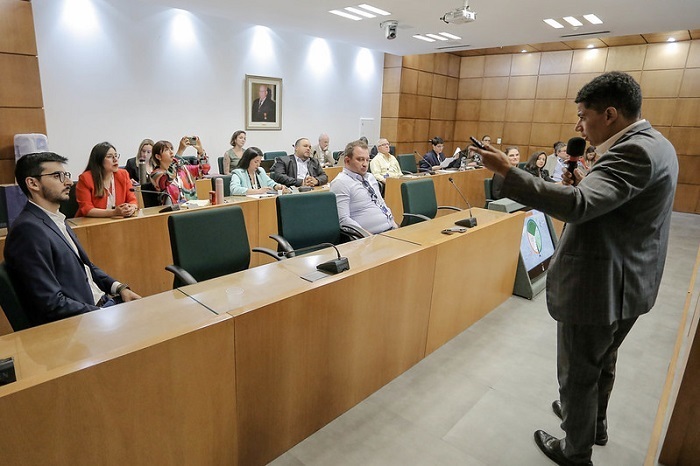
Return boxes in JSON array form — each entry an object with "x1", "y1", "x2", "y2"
[{"x1": 230, "y1": 147, "x2": 289, "y2": 195}]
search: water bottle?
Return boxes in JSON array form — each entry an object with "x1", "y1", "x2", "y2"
[
  {"x1": 215, "y1": 177, "x2": 224, "y2": 205},
  {"x1": 460, "y1": 156, "x2": 467, "y2": 171}
]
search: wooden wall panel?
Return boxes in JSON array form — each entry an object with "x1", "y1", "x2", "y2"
[
  {"x1": 641, "y1": 69, "x2": 684, "y2": 97},
  {"x1": 480, "y1": 100, "x2": 506, "y2": 121},
  {"x1": 674, "y1": 98, "x2": 700, "y2": 126},
  {"x1": 456, "y1": 100, "x2": 480, "y2": 120},
  {"x1": 571, "y1": 49, "x2": 608, "y2": 74},
  {"x1": 0, "y1": 0, "x2": 36, "y2": 55},
  {"x1": 507, "y1": 76, "x2": 537, "y2": 99},
  {"x1": 484, "y1": 55, "x2": 512, "y2": 77},
  {"x1": 669, "y1": 127, "x2": 700, "y2": 155},
  {"x1": 502, "y1": 122, "x2": 531, "y2": 146},
  {"x1": 680, "y1": 68, "x2": 700, "y2": 97},
  {"x1": 412, "y1": 119, "x2": 430, "y2": 141},
  {"x1": 644, "y1": 42, "x2": 690, "y2": 70},
  {"x1": 0, "y1": 107, "x2": 46, "y2": 160},
  {"x1": 687, "y1": 41, "x2": 700, "y2": 67},
  {"x1": 382, "y1": 67, "x2": 401, "y2": 93},
  {"x1": 0, "y1": 54, "x2": 43, "y2": 107},
  {"x1": 459, "y1": 78, "x2": 483, "y2": 99},
  {"x1": 605, "y1": 45, "x2": 647, "y2": 71},
  {"x1": 539, "y1": 51, "x2": 573, "y2": 75},
  {"x1": 417, "y1": 71, "x2": 434, "y2": 96},
  {"x1": 536, "y1": 74, "x2": 569, "y2": 99},
  {"x1": 482, "y1": 77, "x2": 509, "y2": 99},
  {"x1": 447, "y1": 54, "x2": 461, "y2": 77},
  {"x1": 381, "y1": 93, "x2": 399, "y2": 118},
  {"x1": 400, "y1": 67, "x2": 418, "y2": 94},
  {"x1": 460, "y1": 56, "x2": 485, "y2": 78},
  {"x1": 432, "y1": 74, "x2": 447, "y2": 98},
  {"x1": 678, "y1": 155, "x2": 700, "y2": 185},
  {"x1": 0, "y1": 159, "x2": 16, "y2": 184},
  {"x1": 511, "y1": 53, "x2": 541, "y2": 76},
  {"x1": 533, "y1": 100, "x2": 566, "y2": 123},
  {"x1": 446, "y1": 76, "x2": 459, "y2": 98},
  {"x1": 505, "y1": 100, "x2": 534, "y2": 122},
  {"x1": 643, "y1": 99, "x2": 680, "y2": 127}
]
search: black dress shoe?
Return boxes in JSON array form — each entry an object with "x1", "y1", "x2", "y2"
[
  {"x1": 534, "y1": 430, "x2": 593, "y2": 466},
  {"x1": 551, "y1": 400, "x2": 608, "y2": 446}
]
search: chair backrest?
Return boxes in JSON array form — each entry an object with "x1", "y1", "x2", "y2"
[
  {"x1": 14, "y1": 133, "x2": 48, "y2": 161},
  {"x1": 517, "y1": 162, "x2": 527, "y2": 169},
  {"x1": 210, "y1": 175, "x2": 232, "y2": 198},
  {"x1": 397, "y1": 154, "x2": 418, "y2": 173},
  {"x1": 276, "y1": 191, "x2": 341, "y2": 250},
  {"x1": 264, "y1": 151, "x2": 287, "y2": 161},
  {"x1": 140, "y1": 182, "x2": 162, "y2": 207},
  {"x1": 59, "y1": 183, "x2": 79, "y2": 219},
  {"x1": 260, "y1": 159, "x2": 275, "y2": 173},
  {"x1": 167, "y1": 205, "x2": 250, "y2": 287},
  {"x1": 217, "y1": 157, "x2": 224, "y2": 174},
  {"x1": 389, "y1": 145, "x2": 396, "y2": 156},
  {"x1": 484, "y1": 178, "x2": 493, "y2": 208},
  {"x1": 400, "y1": 178, "x2": 438, "y2": 226},
  {"x1": 0, "y1": 262, "x2": 31, "y2": 331},
  {"x1": 333, "y1": 151, "x2": 343, "y2": 162}
]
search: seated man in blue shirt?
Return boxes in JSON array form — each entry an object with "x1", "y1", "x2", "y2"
[{"x1": 330, "y1": 140, "x2": 398, "y2": 235}]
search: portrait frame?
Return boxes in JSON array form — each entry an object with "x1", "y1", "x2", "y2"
[{"x1": 245, "y1": 75, "x2": 282, "y2": 130}]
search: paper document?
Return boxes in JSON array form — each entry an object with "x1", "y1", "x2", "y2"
[{"x1": 440, "y1": 156, "x2": 457, "y2": 168}]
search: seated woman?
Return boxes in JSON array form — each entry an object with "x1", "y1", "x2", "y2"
[
  {"x1": 222, "y1": 130, "x2": 246, "y2": 175},
  {"x1": 524, "y1": 151, "x2": 554, "y2": 182},
  {"x1": 76, "y1": 142, "x2": 138, "y2": 217},
  {"x1": 150, "y1": 136, "x2": 208, "y2": 204},
  {"x1": 581, "y1": 145, "x2": 599, "y2": 174},
  {"x1": 491, "y1": 146, "x2": 521, "y2": 200},
  {"x1": 230, "y1": 147, "x2": 289, "y2": 195},
  {"x1": 124, "y1": 138, "x2": 154, "y2": 183}
]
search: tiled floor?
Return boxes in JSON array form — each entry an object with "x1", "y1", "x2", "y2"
[{"x1": 271, "y1": 212, "x2": 700, "y2": 466}]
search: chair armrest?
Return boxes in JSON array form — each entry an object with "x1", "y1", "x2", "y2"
[
  {"x1": 437, "y1": 205, "x2": 462, "y2": 211},
  {"x1": 165, "y1": 265, "x2": 197, "y2": 285},
  {"x1": 252, "y1": 247, "x2": 285, "y2": 261},
  {"x1": 340, "y1": 224, "x2": 370, "y2": 240},
  {"x1": 401, "y1": 171, "x2": 413, "y2": 175},
  {"x1": 402, "y1": 213, "x2": 431, "y2": 222}
]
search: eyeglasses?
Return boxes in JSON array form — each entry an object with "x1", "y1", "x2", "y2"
[
  {"x1": 106, "y1": 153, "x2": 121, "y2": 160},
  {"x1": 35, "y1": 171, "x2": 72, "y2": 183}
]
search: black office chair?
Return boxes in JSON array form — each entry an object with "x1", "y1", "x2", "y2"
[
  {"x1": 0, "y1": 262, "x2": 31, "y2": 331},
  {"x1": 397, "y1": 154, "x2": 419, "y2": 174},
  {"x1": 59, "y1": 183, "x2": 79, "y2": 219},
  {"x1": 217, "y1": 157, "x2": 225, "y2": 174},
  {"x1": 210, "y1": 175, "x2": 232, "y2": 198},
  {"x1": 265, "y1": 191, "x2": 367, "y2": 260},
  {"x1": 517, "y1": 162, "x2": 527, "y2": 169},
  {"x1": 165, "y1": 205, "x2": 253, "y2": 287},
  {"x1": 264, "y1": 151, "x2": 287, "y2": 161},
  {"x1": 139, "y1": 182, "x2": 163, "y2": 207},
  {"x1": 484, "y1": 178, "x2": 494, "y2": 209},
  {"x1": 400, "y1": 178, "x2": 460, "y2": 226},
  {"x1": 333, "y1": 151, "x2": 343, "y2": 163},
  {"x1": 260, "y1": 159, "x2": 275, "y2": 173}
]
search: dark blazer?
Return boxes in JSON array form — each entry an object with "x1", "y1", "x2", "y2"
[
  {"x1": 270, "y1": 156, "x2": 328, "y2": 187},
  {"x1": 4, "y1": 202, "x2": 116, "y2": 326},
  {"x1": 525, "y1": 166, "x2": 554, "y2": 182},
  {"x1": 125, "y1": 157, "x2": 139, "y2": 181},
  {"x1": 501, "y1": 121, "x2": 678, "y2": 325},
  {"x1": 420, "y1": 150, "x2": 459, "y2": 171},
  {"x1": 251, "y1": 97, "x2": 276, "y2": 122}
]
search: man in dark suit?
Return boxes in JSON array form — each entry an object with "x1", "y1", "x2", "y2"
[
  {"x1": 5, "y1": 152, "x2": 141, "y2": 327},
  {"x1": 473, "y1": 72, "x2": 678, "y2": 465},
  {"x1": 271, "y1": 138, "x2": 328, "y2": 187},
  {"x1": 251, "y1": 84, "x2": 276, "y2": 122}
]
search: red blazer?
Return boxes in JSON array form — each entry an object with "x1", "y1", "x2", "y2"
[{"x1": 75, "y1": 169, "x2": 137, "y2": 217}]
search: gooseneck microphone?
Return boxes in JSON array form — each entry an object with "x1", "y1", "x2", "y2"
[
  {"x1": 283, "y1": 242, "x2": 350, "y2": 274},
  {"x1": 566, "y1": 136, "x2": 587, "y2": 175},
  {"x1": 448, "y1": 177, "x2": 477, "y2": 228},
  {"x1": 416, "y1": 151, "x2": 434, "y2": 175},
  {"x1": 130, "y1": 187, "x2": 179, "y2": 213}
]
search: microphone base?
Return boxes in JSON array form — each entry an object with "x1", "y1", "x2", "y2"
[
  {"x1": 455, "y1": 217, "x2": 477, "y2": 228},
  {"x1": 317, "y1": 257, "x2": 350, "y2": 274},
  {"x1": 159, "y1": 204, "x2": 181, "y2": 214}
]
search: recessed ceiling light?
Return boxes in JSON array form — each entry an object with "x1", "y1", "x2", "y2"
[
  {"x1": 667, "y1": 37, "x2": 677, "y2": 42},
  {"x1": 329, "y1": 9, "x2": 362, "y2": 20},
  {"x1": 426, "y1": 33, "x2": 448, "y2": 41},
  {"x1": 439, "y1": 32, "x2": 461, "y2": 40},
  {"x1": 358, "y1": 4, "x2": 391, "y2": 16},
  {"x1": 413, "y1": 35, "x2": 436, "y2": 42},
  {"x1": 521, "y1": 49, "x2": 527, "y2": 53},
  {"x1": 544, "y1": 19, "x2": 564, "y2": 29},
  {"x1": 583, "y1": 14, "x2": 603, "y2": 25},
  {"x1": 586, "y1": 44, "x2": 594, "y2": 49},
  {"x1": 563, "y1": 16, "x2": 583, "y2": 27},
  {"x1": 345, "y1": 7, "x2": 375, "y2": 18}
]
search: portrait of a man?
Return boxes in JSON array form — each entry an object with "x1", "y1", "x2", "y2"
[{"x1": 246, "y1": 75, "x2": 282, "y2": 130}]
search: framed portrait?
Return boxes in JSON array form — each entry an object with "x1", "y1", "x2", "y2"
[{"x1": 245, "y1": 75, "x2": 282, "y2": 130}]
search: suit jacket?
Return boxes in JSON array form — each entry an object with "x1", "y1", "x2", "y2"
[
  {"x1": 4, "y1": 202, "x2": 116, "y2": 326},
  {"x1": 311, "y1": 145, "x2": 335, "y2": 167},
  {"x1": 501, "y1": 121, "x2": 678, "y2": 325},
  {"x1": 252, "y1": 97, "x2": 276, "y2": 122},
  {"x1": 270, "y1": 155, "x2": 328, "y2": 187},
  {"x1": 75, "y1": 169, "x2": 137, "y2": 217}
]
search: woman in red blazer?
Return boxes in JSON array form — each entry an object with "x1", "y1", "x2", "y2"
[{"x1": 76, "y1": 142, "x2": 138, "y2": 217}]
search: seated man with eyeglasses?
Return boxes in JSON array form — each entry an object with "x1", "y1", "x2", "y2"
[
  {"x1": 329, "y1": 140, "x2": 398, "y2": 235},
  {"x1": 4, "y1": 152, "x2": 141, "y2": 327}
]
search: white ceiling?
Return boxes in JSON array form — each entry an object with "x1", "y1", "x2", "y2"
[{"x1": 145, "y1": 0, "x2": 700, "y2": 56}]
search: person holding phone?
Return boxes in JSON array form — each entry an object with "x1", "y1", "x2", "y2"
[
  {"x1": 150, "y1": 136, "x2": 208, "y2": 204},
  {"x1": 75, "y1": 142, "x2": 137, "y2": 217}
]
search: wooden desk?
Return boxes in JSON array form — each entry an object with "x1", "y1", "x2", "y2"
[
  {"x1": 384, "y1": 168, "x2": 492, "y2": 222},
  {"x1": 0, "y1": 291, "x2": 238, "y2": 465},
  {"x1": 325, "y1": 165, "x2": 342, "y2": 182}
]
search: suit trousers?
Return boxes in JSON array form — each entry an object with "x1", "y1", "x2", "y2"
[{"x1": 557, "y1": 317, "x2": 637, "y2": 462}]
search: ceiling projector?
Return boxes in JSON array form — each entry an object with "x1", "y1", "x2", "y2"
[{"x1": 440, "y1": 1, "x2": 477, "y2": 24}]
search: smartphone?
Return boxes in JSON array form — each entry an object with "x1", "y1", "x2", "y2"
[
  {"x1": 469, "y1": 136, "x2": 485, "y2": 150},
  {"x1": 188, "y1": 136, "x2": 197, "y2": 145}
]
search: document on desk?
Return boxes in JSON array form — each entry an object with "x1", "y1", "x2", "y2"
[
  {"x1": 440, "y1": 156, "x2": 457, "y2": 168},
  {"x1": 246, "y1": 193, "x2": 276, "y2": 199},
  {"x1": 183, "y1": 200, "x2": 210, "y2": 208}
]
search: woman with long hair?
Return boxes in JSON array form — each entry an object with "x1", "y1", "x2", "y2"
[
  {"x1": 150, "y1": 136, "x2": 208, "y2": 204},
  {"x1": 230, "y1": 147, "x2": 289, "y2": 195},
  {"x1": 222, "y1": 130, "x2": 246, "y2": 175},
  {"x1": 125, "y1": 138, "x2": 154, "y2": 183},
  {"x1": 76, "y1": 142, "x2": 137, "y2": 217},
  {"x1": 524, "y1": 151, "x2": 554, "y2": 182}
]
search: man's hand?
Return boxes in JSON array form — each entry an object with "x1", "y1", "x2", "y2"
[
  {"x1": 469, "y1": 145, "x2": 511, "y2": 177},
  {"x1": 303, "y1": 176, "x2": 318, "y2": 187},
  {"x1": 120, "y1": 288, "x2": 141, "y2": 302},
  {"x1": 562, "y1": 168, "x2": 584, "y2": 187}
]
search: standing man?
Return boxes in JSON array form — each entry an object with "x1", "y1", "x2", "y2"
[
  {"x1": 271, "y1": 138, "x2": 328, "y2": 187},
  {"x1": 5, "y1": 152, "x2": 141, "y2": 327},
  {"x1": 472, "y1": 72, "x2": 678, "y2": 466},
  {"x1": 369, "y1": 138, "x2": 402, "y2": 182},
  {"x1": 311, "y1": 133, "x2": 334, "y2": 167},
  {"x1": 251, "y1": 84, "x2": 276, "y2": 122},
  {"x1": 330, "y1": 140, "x2": 397, "y2": 235}
]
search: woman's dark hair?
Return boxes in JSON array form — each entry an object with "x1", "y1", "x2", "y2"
[
  {"x1": 429, "y1": 136, "x2": 444, "y2": 146},
  {"x1": 237, "y1": 147, "x2": 264, "y2": 170},
  {"x1": 229, "y1": 130, "x2": 246, "y2": 147},
  {"x1": 84, "y1": 142, "x2": 116, "y2": 198},
  {"x1": 525, "y1": 151, "x2": 547, "y2": 171},
  {"x1": 585, "y1": 146, "x2": 597, "y2": 160},
  {"x1": 151, "y1": 140, "x2": 173, "y2": 169}
]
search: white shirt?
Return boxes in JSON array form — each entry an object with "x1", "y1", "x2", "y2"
[
  {"x1": 295, "y1": 155, "x2": 309, "y2": 180},
  {"x1": 595, "y1": 119, "x2": 648, "y2": 156},
  {"x1": 329, "y1": 169, "x2": 397, "y2": 234}
]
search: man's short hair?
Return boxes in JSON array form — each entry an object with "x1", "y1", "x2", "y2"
[
  {"x1": 575, "y1": 71, "x2": 642, "y2": 119},
  {"x1": 15, "y1": 152, "x2": 68, "y2": 197},
  {"x1": 376, "y1": 138, "x2": 388, "y2": 146},
  {"x1": 554, "y1": 141, "x2": 567, "y2": 154},
  {"x1": 294, "y1": 138, "x2": 308, "y2": 148},
  {"x1": 343, "y1": 140, "x2": 369, "y2": 159}
]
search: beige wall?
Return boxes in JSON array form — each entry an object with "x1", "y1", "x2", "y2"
[{"x1": 382, "y1": 40, "x2": 700, "y2": 213}]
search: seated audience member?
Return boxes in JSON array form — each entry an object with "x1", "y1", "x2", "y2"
[
  {"x1": 5, "y1": 152, "x2": 141, "y2": 326},
  {"x1": 524, "y1": 151, "x2": 554, "y2": 182},
  {"x1": 369, "y1": 138, "x2": 402, "y2": 181},
  {"x1": 230, "y1": 147, "x2": 290, "y2": 195},
  {"x1": 125, "y1": 138, "x2": 154, "y2": 183},
  {"x1": 330, "y1": 140, "x2": 398, "y2": 235},
  {"x1": 223, "y1": 130, "x2": 246, "y2": 175},
  {"x1": 151, "y1": 136, "x2": 209, "y2": 204},
  {"x1": 271, "y1": 138, "x2": 328, "y2": 187},
  {"x1": 462, "y1": 135, "x2": 490, "y2": 167},
  {"x1": 491, "y1": 146, "x2": 521, "y2": 199},
  {"x1": 420, "y1": 136, "x2": 459, "y2": 171},
  {"x1": 311, "y1": 133, "x2": 334, "y2": 167},
  {"x1": 581, "y1": 145, "x2": 599, "y2": 174},
  {"x1": 544, "y1": 140, "x2": 563, "y2": 175},
  {"x1": 481, "y1": 135, "x2": 492, "y2": 147},
  {"x1": 76, "y1": 142, "x2": 138, "y2": 218},
  {"x1": 549, "y1": 141, "x2": 569, "y2": 182}
]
